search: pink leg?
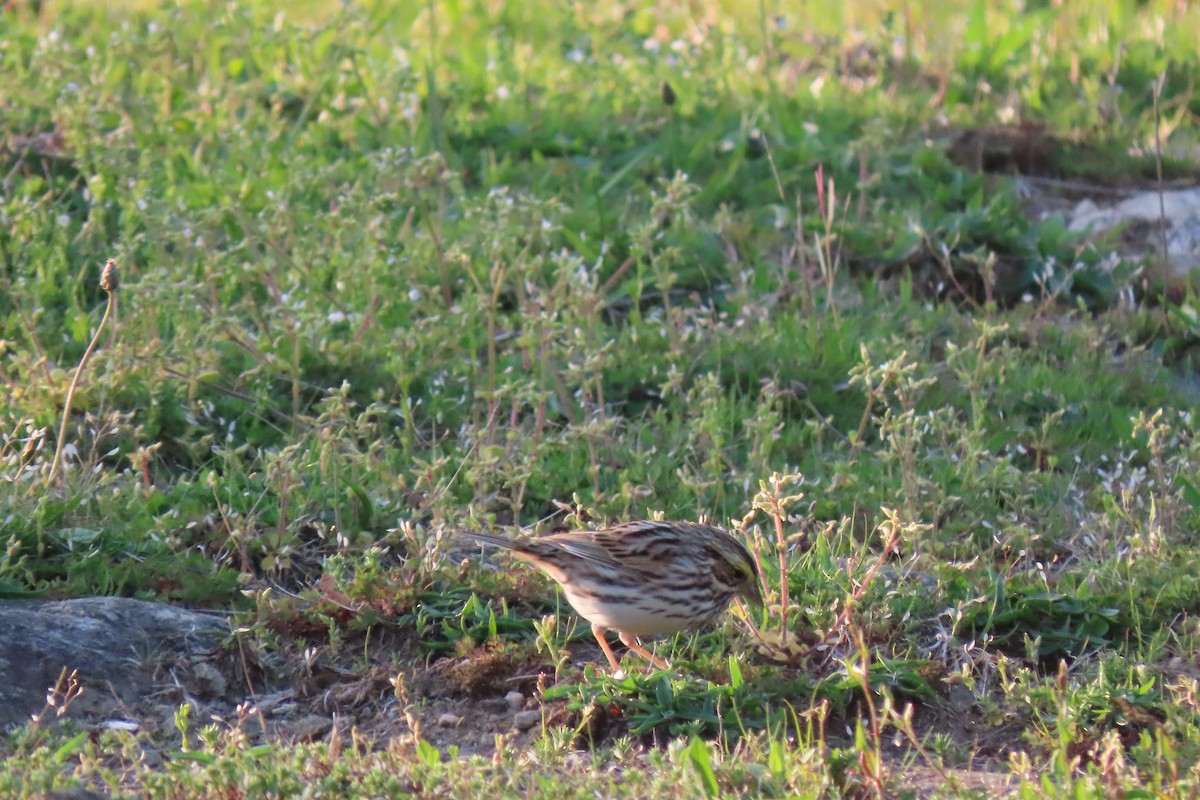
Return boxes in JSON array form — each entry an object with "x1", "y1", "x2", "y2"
[
  {"x1": 591, "y1": 623, "x2": 624, "y2": 673},
  {"x1": 617, "y1": 631, "x2": 668, "y2": 669}
]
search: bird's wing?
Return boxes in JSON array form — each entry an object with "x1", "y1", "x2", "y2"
[
  {"x1": 546, "y1": 530, "x2": 667, "y2": 574},
  {"x1": 544, "y1": 533, "x2": 623, "y2": 566}
]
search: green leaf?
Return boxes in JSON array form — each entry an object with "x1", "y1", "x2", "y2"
[
  {"x1": 768, "y1": 738, "x2": 785, "y2": 779},
  {"x1": 68, "y1": 313, "x2": 91, "y2": 344},
  {"x1": 416, "y1": 738, "x2": 441, "y2": 767},
  {"x1": 687, "y1": 736, "x2": 719, "y2": 799},
  {"x1": 53, "y1": 731, "x2": 88, "y2": 763},
  {"x1": 172, "y1": 751, "x2": 217, "y2": 765},
  {"x1": 654, "y1": 678, "x2": 674, "y2": 709},
  {"x1": 1179, "y1": 476, "x2": 1200, "y2": 511}
]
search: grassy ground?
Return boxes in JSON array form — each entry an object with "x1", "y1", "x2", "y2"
[{"x1": 4, "y1": 0, "x2": 1200, "y2": 796}]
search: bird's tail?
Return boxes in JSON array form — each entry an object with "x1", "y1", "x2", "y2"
[{"x1": 457, "y1": 531, "x2": 523, "y2": 552}]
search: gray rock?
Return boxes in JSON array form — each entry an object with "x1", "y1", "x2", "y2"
[
  {"x1": 191, "y1": 660, "x2": 228, "y2": 699},
  {"x1": 287, "y1": 714, "x2": 334, "y2": 742},
  {"x1": 0, "y1": 596, "x2": 225, "y2": 732},
  {"x1": 513, "y1": 709, "x2": 540, "y2": 731},
  {"x1": 46, "y1": 790, "x2": 109, "y2": 800},
  {"x1": 1069, "y1": 188, "x2": 1200, "y2": 274}
]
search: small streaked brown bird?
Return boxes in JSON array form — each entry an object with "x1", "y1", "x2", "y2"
[{"x1": 460, "y1": 520, "x2": 763, "y2": 673}]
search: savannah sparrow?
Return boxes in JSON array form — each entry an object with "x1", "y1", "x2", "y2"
[{"x1": 459, "y1": 520, "x2": 763, "y2": 673}]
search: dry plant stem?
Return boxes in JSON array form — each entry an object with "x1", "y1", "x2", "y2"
[
  {"x1": 847, "y1": 389, "x2": 878, "y2": 464},
  {"x1": 850, "y1": 623, "x2": 887, "y2": 800},
  {"x1": 820, "y1": 522, "x2": 901, "y2": 649},
  {"x1": 212, "y1": 480, "x2": 252, "y2": 574},
  {"x1": 352, "y1": 294, "x2": 380, "y2": 344},
  {"x1": 814, "y1": 166, "x2": 842, "y2": 326},
  {"x1": 21, "y1": 666, "x2": 84, "y2": 757},
  {"x1": 939, "y1": 246, "x2": 979, "y2": 308},
  {"x1": 888, "y1": 701, "x2": 948, "y2": 785},
  {"x1": 771, "y1": 509, "x2": 789, "y2": 647},
  {"x1": 596, "y1": 253, "x2": 636, "y2": 301},
  {"x1": 47, "y1": 260, "x2": 119, "y2": 488}
]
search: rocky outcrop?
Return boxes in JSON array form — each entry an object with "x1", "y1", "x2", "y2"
[{"x1": 0, "y1": 597, "x2": 225, "y2": 731}]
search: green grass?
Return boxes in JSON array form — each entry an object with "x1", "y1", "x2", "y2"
[{"x1": 4, "y1": 0, "x2": 1200, "y2": 796}]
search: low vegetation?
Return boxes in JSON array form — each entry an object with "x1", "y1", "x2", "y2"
[{"x1": 3, "y1": 0, "x2": 1200, "y2": 796}]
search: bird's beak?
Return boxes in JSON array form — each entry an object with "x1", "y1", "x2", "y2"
[{"x1": 741, "y1": 577, "x2": 765, "y2": 607}]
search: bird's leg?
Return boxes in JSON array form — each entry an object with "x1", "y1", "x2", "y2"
[
  {"x1": 591, "y1": 623, "x2": 625, "y2": 674},
  {"x1": 617, "y1": 631, "x2": 669, "y2": 669}
]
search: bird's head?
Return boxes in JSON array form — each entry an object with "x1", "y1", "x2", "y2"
[{"x1": 712, "y1": 532, "x2": 764, "y2": 607}]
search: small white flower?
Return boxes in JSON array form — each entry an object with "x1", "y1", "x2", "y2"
[
  {"x1": 327, "y1": 310, "x2": 346, "y2": 324},
  {"x1": 496, "y1": 85, "x2": 510, "y2": 100},
  {"x1": 56, "y1": 214, "x2": 71, "y2": 227},
  {"x1": 567, "y1": 48, "x2": 584, "y2": 63},
  {"x1": 401, "y1": 92, "x2": 421, "y2": 120},
  {"x1": 408, "y1": 287, "x2": 422, "y2": 302}
]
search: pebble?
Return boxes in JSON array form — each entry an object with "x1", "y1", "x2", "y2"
[
  {"x1": 191, "y1": 662, "x2": 227, "y2": 699},
  {"x1": 289, "y1": 715, "x2": 333, "y2": 741},
  {"x1": 437, "y1": 712, "x2": 463, "y2": 727},
  {"x1": 505, "y1": 690, "x2": 524, "y2": 711},
  {"x1": 252, "y1": 689, "x2": 294, "y2": 714},
  {"x1": 513, "y1": 710, "x2": 540, "y2": 731}
]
